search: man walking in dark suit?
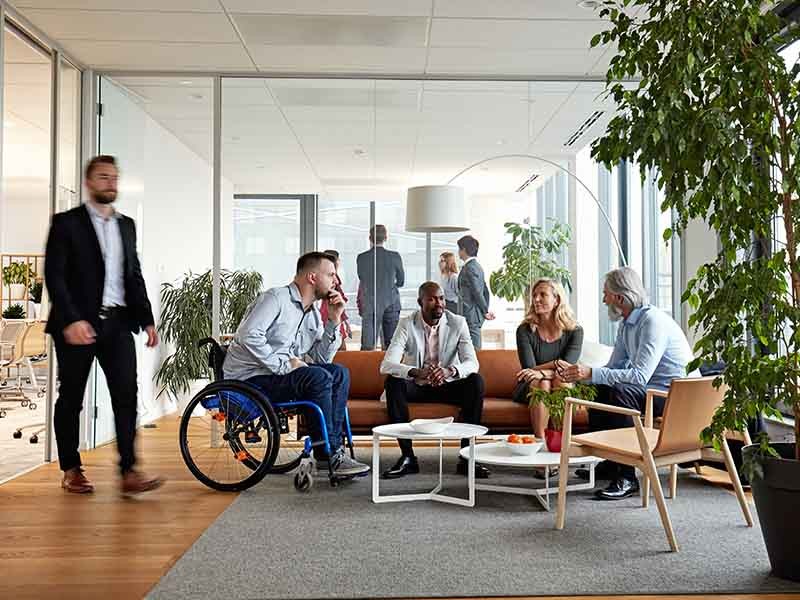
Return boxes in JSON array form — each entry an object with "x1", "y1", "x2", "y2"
[
  {"x1": 356, "y1": 224, "x2": 405, "y2": 350},
  {"x1": 457, "y1": 235, "x2": 495, "y2": 350},
  {"x1": 45, "y1": 155, "x2": 163, "y2": 496}
]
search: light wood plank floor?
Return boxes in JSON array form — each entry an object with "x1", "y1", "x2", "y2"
[{"x1": 2, "y1": 416, "x2": 795, "y2": 600}]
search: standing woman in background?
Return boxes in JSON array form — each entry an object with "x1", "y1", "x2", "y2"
[
  {"x1": 438, "y1": 251, "x2": 460, "y2": 314},
  {"x1": 321, "y1": 250, "x2": 352, "y2": 351}
]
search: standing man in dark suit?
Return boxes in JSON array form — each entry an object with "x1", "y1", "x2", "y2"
[
  {"x1": 457, "y1": 235, "x2": 495, "y2": 349},
  {"x1": 356, "y1": 224, "x2": 405, "y2": 350},
  {"x1": 45, "y1": 155, "x2": 163, "y2": 496}
]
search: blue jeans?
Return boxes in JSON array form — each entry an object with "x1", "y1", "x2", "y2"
[{"x1": 247, "y1": 363, "x2": 350, "y2": 459}]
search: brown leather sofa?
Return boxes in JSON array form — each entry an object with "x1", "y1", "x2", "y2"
[{"x1": 333, "y1": 350, "x2": 589, "y2": 435}]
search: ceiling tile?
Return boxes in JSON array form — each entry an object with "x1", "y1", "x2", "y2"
[
  {"x1": 430, "y1": 18, "x2": 604, "y2": 50},
  {"x1": 15, "y1": 0, "x2": 221, "y2": 9},
  {"x1": 222, "y1": 0, "x2": 432, "y2": 17},
  {"x1": 434, "y1": 0, "x2": 625, "y2": 20},
  {"x1": 232, "y1": 14, "x2": 428, "y2": 47},
  {"x1": 249, "y1": 45, "x2": 427, "y2": 73},
  {"x1": 19, "y1": 9, "x2": 239, "y2": 43},
  {"x1": 426, "y1": 47, "x2": 600, "y2": 76},
  {"x1": 61, "y1": 40, "x2": 253, "y2": 70}
]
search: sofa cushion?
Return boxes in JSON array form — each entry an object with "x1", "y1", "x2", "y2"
[
  {"x1": 476, "y1": 349, "x2": 519, "y2": 397},
  {"x1": 333, "y1": 351, "x2": 386, "y2": 398}
]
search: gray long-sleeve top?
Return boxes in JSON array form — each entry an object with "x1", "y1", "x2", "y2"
[{"x1": 223, "y1": 283, "x2": 341, "y2": 380}]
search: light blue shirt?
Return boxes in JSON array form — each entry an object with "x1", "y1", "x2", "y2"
[
  {"x1": 591, "y1": 304, "x2": 696, "y2": 391},
  {"x1": 223, "y1": 283, "x2": 341, "y2": 380},
  {"x1": 86, "y1": 202, "x2": 126, "y2": 307}
]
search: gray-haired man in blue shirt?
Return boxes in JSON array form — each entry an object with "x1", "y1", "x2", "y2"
[
  {"x1": 561, "y1": 266, "x2": 695, "y2": 500},
  {"x1": 224, "y1": 251, "x2": 370, "y2": 477}
]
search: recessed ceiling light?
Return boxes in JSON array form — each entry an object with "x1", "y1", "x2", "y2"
[
  {"x1": 189, "y1": 93, "x2": 204, "y2": 100},
  {"x1": 180, "y1": 80, "x2": 193, "y2": 85},
  {"x1": 256, "y1": 165, "x2": 265, "y2": 169},
  {"x1": 496, "y1": 139, "x2": 506, "y2": 146},
  {"x1": 353, "y1": 148, "x2": 367, "y2": 157},
  {"x1": 577, "y1": 0, "x2": 601, "y2": 8}
]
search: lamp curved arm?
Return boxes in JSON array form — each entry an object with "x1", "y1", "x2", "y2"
[{"x1": 446, "y1": 153, "x2": 627, "y2": 267}]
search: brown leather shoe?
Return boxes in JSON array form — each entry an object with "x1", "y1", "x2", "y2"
[
  {"x1": 120, "y1": 470, "x2": 164, "y2": 496},
  {"x1": 61, "y1": 467, "x2": 95, "y2": 494}
]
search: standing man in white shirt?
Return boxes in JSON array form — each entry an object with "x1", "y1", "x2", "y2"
[{"x1": 45, "y1": 155, "x2": 163, "y2": 496}]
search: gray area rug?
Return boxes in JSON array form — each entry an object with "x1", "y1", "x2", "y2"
[{"x1": 149, "y1": 448, "x2": 798, "y2": 599}]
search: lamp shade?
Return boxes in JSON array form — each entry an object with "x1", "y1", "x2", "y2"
[{"x1": 405, "y1": 185, "x2": 469, "y2": 232}]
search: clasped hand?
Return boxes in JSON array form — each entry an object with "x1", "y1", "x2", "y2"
[{"x1": 411, "y1": 363, "x2": 452, "y2": 387}]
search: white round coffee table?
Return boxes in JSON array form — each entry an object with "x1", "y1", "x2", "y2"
[
  {"x1": 458, "y1": 441, "x2": 602, "y2": 510},
  {"x1": 372, "y1": 422, "x2": 488, "y2": 507}
]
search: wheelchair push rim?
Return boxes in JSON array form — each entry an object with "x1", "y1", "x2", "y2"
[{"x1": 179, "y1": 380, "x2": 279, "y2": 491}]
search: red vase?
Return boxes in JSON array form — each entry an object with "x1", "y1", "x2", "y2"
[{"x1": 545, "y1": 428, "x2": 562, "y2": 453}]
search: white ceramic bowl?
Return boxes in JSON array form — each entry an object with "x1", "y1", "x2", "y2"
[
  {"x1": 504, "y1": 440, "x2": 544, "y2": 456},
  {"x1": 409, "y1": 417, "x2": 454, "y2": 434}
]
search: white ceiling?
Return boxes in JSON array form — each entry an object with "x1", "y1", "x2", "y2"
[
  {"x1": 10, "y1": 0, "x2": 624, "y2": 76},
  {"x1": 7, "y1": 1, "x2": 637, "y2": 195}
]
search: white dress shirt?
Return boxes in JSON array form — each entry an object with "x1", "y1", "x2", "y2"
[{"x1": 86, "y1": 202, "x2": 126, "y2": 307}]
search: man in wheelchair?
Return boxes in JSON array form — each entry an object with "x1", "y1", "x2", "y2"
[{"x1": 223, "y1": 251, "x2": 370, "y2": 477}]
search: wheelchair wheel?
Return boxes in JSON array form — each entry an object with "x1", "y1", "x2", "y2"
[
  {"x1": 268, "y1": 406, "x2": 305, "y2": 474},
  {"x1": 179, "y1": 380, "x2": 280, "y2": 491}
]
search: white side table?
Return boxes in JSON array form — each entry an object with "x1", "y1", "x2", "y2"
[
  {"x1": 372, "y1": 422, "x2": 488, "y2": 507},
  {"x1": 458, "y1": 441, "x2": 602, "y2": 511}
]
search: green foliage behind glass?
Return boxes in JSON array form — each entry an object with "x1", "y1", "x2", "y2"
[
  {"x1": 591, "y1": 0, "x2": 800, "y2": 459},
  {"x1": 489, "y1": 220, "x2": 572, "y2": 308},
  {"x1": 155, "y1": 269, "x2": 263, "y2": 401}
]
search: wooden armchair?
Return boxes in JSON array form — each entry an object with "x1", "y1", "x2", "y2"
[{"x1": 555, "y1": 376, "x2": 753, "y2": 552}]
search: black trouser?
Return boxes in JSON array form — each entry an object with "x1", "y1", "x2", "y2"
[
  {"x1": 53, "y1": 309, "x2": 138, "y2": 474},
  {"x1": 360, "y1": 303, "x2": 400, "y2": 350},
  {"x1": 384, "y1": 373, "x2": 485, "y2": 457},
  {"x1": 588, "y1": 383, "x2": 665, "y2": 481}
]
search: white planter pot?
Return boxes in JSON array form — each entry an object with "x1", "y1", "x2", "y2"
[
  {"x1": 9, "y1": 283, "x2": 25, "y2": 300},
  {"x1": 32, "y1": 303, "x2": 41, "y2": 319}
]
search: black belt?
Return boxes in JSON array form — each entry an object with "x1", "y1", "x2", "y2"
[{"x1": 99, "y1": 305, "x2": 126, "y2": 320}]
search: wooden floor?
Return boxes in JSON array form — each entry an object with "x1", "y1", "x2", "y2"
[{"x1": 2, "y1": 416, "x2": 796, "y2": 600}]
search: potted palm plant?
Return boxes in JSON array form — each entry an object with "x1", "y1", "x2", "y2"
[
  {"x1": 2, "y1": 303, "x2": 25, "y2": 319},
  {"x1": 490, "y1": 219, "x2": 572, "y2": 312},
  {"x1": 591, "y1": 0, "x2": 799, "y2": 580},
  {"x1": 155, "y1": 269, "x2": 262, "y2": 407}
]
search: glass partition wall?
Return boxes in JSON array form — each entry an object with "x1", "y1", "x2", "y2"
[{"x1": 0, "y1": 18, "x2": 82, "y2": 480}]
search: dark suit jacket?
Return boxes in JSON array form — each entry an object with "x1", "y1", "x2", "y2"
[
  {"x1": 44, "y1": 204, "x2": 155, "y2": 338},
  {"x1": 457, "y1": 258, "x2": 490, "y2": 324},
  {"x1": 356, "y1": 246, "x2": 404, "y2": 312}
]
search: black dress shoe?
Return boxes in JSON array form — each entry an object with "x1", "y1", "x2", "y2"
[
  {"x1": 382, "y1": 456, "x2": 420, "y2": 479},
  {"x1": 456, "y1": 459, "x2": 490, "y2": 479},
  {"x1": 594, "y1": 476, "x2": 639, "y2": 500}
]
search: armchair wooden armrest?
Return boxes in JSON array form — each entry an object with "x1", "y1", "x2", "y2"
[
  {"x1": 645, "y1": 389, "x2": 669, "y2": 428},
  {"x1": 565, "y1": 397, "x2": 640, "y2": 417}
]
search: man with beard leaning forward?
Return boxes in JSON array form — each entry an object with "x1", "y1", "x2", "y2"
[
  {"x1": 560, "y1": 267, "x2": 696, "y2": 500},
  {"x1": 380, "y1": 281, "x2": 488, "y2": 479},
  {"x1": 223, "y1": 251, "x2": 370, "y2": 476}
]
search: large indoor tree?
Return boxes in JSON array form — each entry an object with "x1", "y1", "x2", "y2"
[{"x1": 591, "y1": 0, "x2": 800, "y2": 459}]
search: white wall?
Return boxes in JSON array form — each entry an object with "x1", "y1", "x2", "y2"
[
  {"x1": 574, "y1": 146, "x2": 601, "y2": 342},
  {"x1": 681, "y1": 217, "x2": 718, "y2": 346}
]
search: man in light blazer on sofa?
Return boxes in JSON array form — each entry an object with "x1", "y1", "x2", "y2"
[{"x1": 379, "y1": 281, "x2": 489, "y2": 479}]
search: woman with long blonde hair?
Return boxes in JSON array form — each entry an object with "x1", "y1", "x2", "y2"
[
  {"x1": 438, "y1": 251, "x2": 460, "y2": 314},
  {"x1": 513, "y1": 278, "x2": 584, "y2": 440}
]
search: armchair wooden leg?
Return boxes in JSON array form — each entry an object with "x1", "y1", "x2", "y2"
[
  {"x1": 634, "y1": 416, "x2": 678, "y2": 552},
  {"x1": 641, "y1": 467, "x2": 650, "y2": 508},
  {"x1": 669, "y1": 464, "x2": 678, "y2": 499},
  {"x1": 555, "y1": 405, "x2": 574, "y2": 531},
  {"x1": 721, "y1": 438, "x2": 753, "y2": 527},
  {"x1": 694, "y1": 463, "x2": 702, "y2": 476}
]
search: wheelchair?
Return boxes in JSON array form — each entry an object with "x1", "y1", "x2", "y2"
[{"x1": 178, "y1": 338, "x2": 358, "y2": 493}]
